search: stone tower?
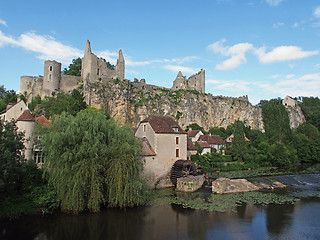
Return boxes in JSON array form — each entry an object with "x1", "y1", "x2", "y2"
[
  {"x1": 43, "y1": 60, "x2": 61, "y2": 94},
  {"x1": 81, "y1": 40, "x2": 125, "y2": 84},
  {"x1": 115, "y1": 49, "x2": 125, "y2": 80}
]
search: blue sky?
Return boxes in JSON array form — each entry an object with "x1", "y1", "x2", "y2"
[{"x1": 0, "y1": 0, "x2": 319, "y2": 104}]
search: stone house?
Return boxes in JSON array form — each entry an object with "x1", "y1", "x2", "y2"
[
  {"x1": 0, "y1": 101, "x2": 36, "y2": 161},
  {"x1": 187, "y1": 138, "x2": 197, "y2": 160},
  {"x1": 225, "y1": 133, "x2": 250, "y2": 146},
  {"x1": 187, "y1": 129, "x2": 204, "y2": 143},
  {"x1": 135, "y1": 116, "x2": 188, "y2": 187},
  {"x1": 198, "y1": 134, "x2": 226, "y2": 153},
  {"x1": 196, "y1": 141, "x2": 211, "y2": 155},
  {"x1": 0, "y1": 100, "x2": 27, "y2": 122},
  {"x1": 283, "y1": 95, "x2": 297, "y2": 108}
]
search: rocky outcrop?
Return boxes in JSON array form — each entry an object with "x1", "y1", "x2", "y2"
[
  {"x1": 176, "y1": 175, "x2": 205, "y2": 192},
  {"x1": 285, "y1": 106, "x2": 306, "y2": 129},
  {"x1": 212, "y1": 177, "x2": 286, "y2": 194},
  {"x1": 82, "y1": 79, "x2": 265, "y2": 131}
]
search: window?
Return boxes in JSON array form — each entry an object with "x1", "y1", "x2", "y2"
[
  {"x1": 176, "y1": 137, "x2": 179, "y2": 144},
  {"x1": 34, "y1": 150, "x2": 44, "y2": 164},
  {"x1": 143, "y1": 124, "x2": 146, "y2": 132},
  {"x1": 176, "y1": 149, "x2": 179, "y2": 157},
  {"x1": 97, "y1": 68, "x2": 100, "y2": 75},
  {"x1": 49, "y1": 66, "x2": 53, "y2": 71},
  {"x1": 172, "y1": 127, "x2": 178, "y2": 132},
  {"x1": 49, "y1": 74, "x2": 52, "y2": 80}
]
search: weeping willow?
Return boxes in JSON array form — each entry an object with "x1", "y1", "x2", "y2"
[{"x1": 41, "y1": 109, "x2": 145, "y2": 213}]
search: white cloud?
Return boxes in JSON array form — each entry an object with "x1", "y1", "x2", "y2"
[
  {"x1": 164, "y1": 65, "x2": 198, "y2": 74},
  {"x1": 255, "y1": 73, "x2": 320, "y2": 98},
  {"x1": 265, "y1": 0, "x2": 285, "y2": 6},
  {"x1": 273, "y1": 22, "x2": 284, "y2": 28},
  {"x1": 292, "y1": 22, "x2": 299, "y2": 28},
  {"x1": 207, "y1": 78, "x2": 252, "y2": 93},
  {"x1": 97, "y1": 50, "x2": 118, "y2": 64},
  {"x1": 0, "y1": 19, "x2": 7, "y2": 27},
  {"x1": 286, "y1": 74, "x2": 295, "y2": 79},
  {"x1": 314, "y1": 6, "x2": 320, "y2": 18},
  {"x1": 269, "y1": 74, "x2": 281, "y2": 79},
  {"x1": 0, "y1": 31, "x2": 82, "y2": 64},
  {"x1": 255, "y1": 46, "x2": 319, "y2": 64},
  {"x1": 207, "y1": 39, "x2": 253, "y2": 70},
  {"x1": 124, "y1": 55, "x2": 198, "y2": 67}
]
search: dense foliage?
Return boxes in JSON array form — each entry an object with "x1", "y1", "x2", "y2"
[
  {"x1": 0, "y1": 85, "x2": 17, "y2": 112},
  {"x1": 40, "y1": 109, "x2": 146, "y2": 213},
  {"x1": 299, "y1": 97, "x2": 320, "y2": 130},
  {"x1": 0, "y1": 120, "x2": 58, "y2": 218},
  {"x1": 63, "y1": 58, "x2": 82, "y2": 76},
  {"x1": 195, "y1": 97, "x2": 320, "y2": 174},
  {"x1": 29, "y1": 89, "x2": 87, "y2": 118}
]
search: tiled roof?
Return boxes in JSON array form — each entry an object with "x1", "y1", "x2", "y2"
[
  {"x1": 187, "y1": 137, "x2": 197, "y2": 150},
  {"x1": 141, "y1": 116, "x2": 186, "y2": 134},
  {"x1": 198, "y1": 135, "x2": 226, "y2": 145},
  {"x1": 37, "y1": 115, "x2": 51, "y2": 127},
  {"x1": 17, "y1": 109, "x2": 35, "y2": 121},
  {"x1": 187, "y1": 130, "x2": 201, "y2": 137},
  {"x1": 196, "y1": 141, "x2": 211, "y2": 148},
  {"x1": 132, "y1": 127, "x2": 138, "y2": 134},
  {"x1": 142, "y1": 137, "x2": 156, "y2": 156}
]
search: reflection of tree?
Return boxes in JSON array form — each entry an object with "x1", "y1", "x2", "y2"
[
  {"x1": 266, "y1": 204, "x2": 294, "y2": 234},
  {"x1": 44, "y1": 208, "x2": 147, "y2": 240}
]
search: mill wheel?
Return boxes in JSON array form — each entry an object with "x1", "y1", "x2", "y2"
[{"x1": 170, "y1": 160, "x2": 197, "y2": 186}]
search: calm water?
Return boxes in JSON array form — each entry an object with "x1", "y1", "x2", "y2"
[{"x1": 1, "y1": 174, "x2": 320, "y2": 240}]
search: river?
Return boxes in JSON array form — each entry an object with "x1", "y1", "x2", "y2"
[{"x1": 1, "y1": 174, "x2": 320, "y2": 240}]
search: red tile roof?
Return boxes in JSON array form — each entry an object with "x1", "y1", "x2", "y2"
[
  {"x1": 141, "y1": 116, "x2": 186, "y2": 134},
  {"x1": 196, "y1": 141, "x2": 211, "y2": 148},
  {"x1": 142, "y1": 137, "x2": 156, "y2": 156},
  {"x1": 187, "y1": 130, "x2": 201, "y2": 138},
  {"x1": 17, "y1": 109, "x2": 35, "y2": 121},
  {"x1": 187, "y1": 137, "x2": 197, "y2": 150},
  {"x1": 198, "y1": 135, "x2": 226, "y2": 145},
  {"x1": 37, "y1": 115, "x2": 51, "y2": 127}
]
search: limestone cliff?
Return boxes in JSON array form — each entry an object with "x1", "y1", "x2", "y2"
[
  {"x1": 285, "y1": 105, "x2": 306, "y2": 129},
  {"x1": 82, "y1": 79, "x2": 265, "y2": 131}
]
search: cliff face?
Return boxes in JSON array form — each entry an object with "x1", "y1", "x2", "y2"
[
  {"x1": 83, "y1": 79, "x2": 264, "y2": 131},
  {"x1": 82, "y1": 79, "x2": 303, "y2": 131},
  {"x1": 285, "y1": 106, "x2": 306, "y2": 129}
]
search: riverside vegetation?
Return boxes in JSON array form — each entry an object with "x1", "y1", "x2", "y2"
[{"x1": 1, "y1": 83, "x2": 320, "y2": 218}]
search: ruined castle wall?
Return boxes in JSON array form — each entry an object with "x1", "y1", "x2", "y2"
[
  {"x1": 60, "y1": 75, "x2": 81, "y2": 92},
  {"x1": 82, "y1": 52, "x2": 98, "y2": 83},
  {"x1": 188, "y1": 69, "x2": 205, "y2": 93},
  {"x1": 20, "y1": 76, "x2": 44, "y2": 102}
]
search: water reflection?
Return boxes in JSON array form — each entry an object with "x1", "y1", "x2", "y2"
[{"x1": 1, "y1": 199, "x2": 320, "y2": 240}]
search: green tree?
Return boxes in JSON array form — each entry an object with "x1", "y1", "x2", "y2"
[
  {"x1": 231, "y1": 121, "x2": 247, "y2": 161},
  {"x1": 0, "y1": 120, "x2": 25, "y2": 199},
  {"x1": 209, "y1": 127, "x2": 228, "y2": 139},
  {"x1": 261, "y1": 98, "x2": 292, "y2": 143},
  {"x1": 41, "y1": 109, "x2": 146, "y2": 213},
  {"x1": 63, "y1": 58, "x2": 82, "y2": 76},
  {"x1": 299, "y1": 97, "x2": 320, "y2": 130},
  {"x1": 0, "y1": 85, "x2": 18, "y2": 112},
  {"x1": 32, "y1": 89, "x2": 87, "y2": 118}
]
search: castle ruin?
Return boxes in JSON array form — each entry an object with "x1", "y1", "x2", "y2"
[
  {"x1": 20, "y1": 40, "x2": 125, "y2": 102},
  {"x1": 20, "y1": 40, "x2": 206, "y2": 103},
  {"x1": 172, "y1": 69, "x2": 205, "y2": 93}
]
